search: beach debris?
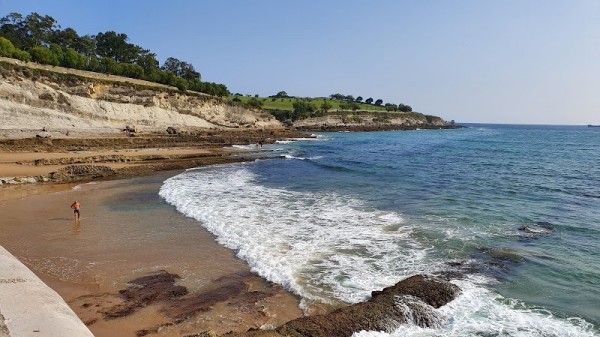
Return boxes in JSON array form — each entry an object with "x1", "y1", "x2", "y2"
[{"x1": 166, "y1": 126, "x2": 177, "y2": 134}]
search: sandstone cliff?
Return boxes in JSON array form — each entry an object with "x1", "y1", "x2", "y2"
[
  {"x1": 0, "y1": 59, "x2": 281, "y2": 138},
  {"x1": 0, "y1": 58, "x2": 456, "y2": 138}
]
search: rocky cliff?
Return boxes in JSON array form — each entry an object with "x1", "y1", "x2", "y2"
[
  {"x1": 0, "y1": 59, "x2": 281, "y2": 137},
  {"x1": 0, "y1": 59, "x2": 456, "y2": 137},
  {"x1": 292, "y1": 111, "x2": 452, "y2": 132}
]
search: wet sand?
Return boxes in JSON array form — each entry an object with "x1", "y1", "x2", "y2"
[{"x1": 0, "y1": 172, "x2": 302, "y2": 336}]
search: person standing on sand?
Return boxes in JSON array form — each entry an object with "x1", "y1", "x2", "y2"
[{"x1": 71, "y1": 200, "x2": 81, "y2": 220}]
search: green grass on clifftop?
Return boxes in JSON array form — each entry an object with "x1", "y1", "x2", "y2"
[{"x1": 230, "y1": 96, "x2": 387, "y2": 112}]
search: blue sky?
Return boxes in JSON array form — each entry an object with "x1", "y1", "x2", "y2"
[{"x1": 1, "y1": 0, "x2": 599, "y2": 124}]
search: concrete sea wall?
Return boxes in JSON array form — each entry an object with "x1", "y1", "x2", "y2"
[{"x1": 0, "y1": 245, "x2": 94, "y2": 337}]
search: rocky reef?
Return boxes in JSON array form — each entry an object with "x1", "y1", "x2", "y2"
[
  {"x1": 207, "y1": 275, "x2": 460, "y2": 337},
  {"x1": 79, "y1": 272, "x2": 460, "y2": 337}
]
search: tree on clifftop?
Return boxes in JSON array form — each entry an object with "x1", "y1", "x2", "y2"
[
  {"x1": 365, "y1": 97, "x2": 374, "y2": 104},
  {"x1": 385, "y1": 103, "x2": 398, "y2": 111},
  {"x1": 136, "y1": 53, "x2": 160, "y2": 77},
  {"x1": 320, "y1": 100, "x2": 332, "y2": 113},
  {"x1": 95, "y1": 31, "x2": 148, "y2": 64},
  {"x1": 274, "y1": 91, "x2": 289, "y2": 98},
  {"x1": 292, "y1": 101, "x2": 316, "y2": 120},
  {"x1": 397, "y1": 103, "x2": 412, "y2": 112},
  {"x1": 161, "y1": 57, "x2": 201, "y2": 81}
]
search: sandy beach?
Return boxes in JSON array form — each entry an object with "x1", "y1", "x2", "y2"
[{"x1": 0, "y1": 171, "x2": 303, "y2": 336}]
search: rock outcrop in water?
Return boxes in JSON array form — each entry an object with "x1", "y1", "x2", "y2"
[{"x1": 218, "y1": 274, "x2": 460, "y2": 337}]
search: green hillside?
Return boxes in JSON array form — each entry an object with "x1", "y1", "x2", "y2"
[{"x1": 230, "y1": 95, "x2": 388, "y2": 112}]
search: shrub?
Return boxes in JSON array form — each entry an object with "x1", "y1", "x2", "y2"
[
  {"x1": 174, "y1": 78, "x2": 188, "y2": 92},
  {"x1": 0, "y1": 37, "x2": 16, "y2": 57},
  {"x1": 29, "y1": 46, "x2": 59, "y2": 65},
  {"x1": 60, "y1": 48, "x2": 87, "y2": 69},
  {"x1": 11, "y1": 49, "x2": 31, "y2": 61},
  {"x1": 244, "y1": 97, "x2": 263, "y2": 109}
]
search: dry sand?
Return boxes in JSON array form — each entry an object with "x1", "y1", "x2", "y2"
[{"x1": 0, "y1": 172, "x2": 302, "y2": 337}]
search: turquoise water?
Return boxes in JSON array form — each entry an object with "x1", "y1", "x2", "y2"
[{"x1": 161, "y1": 124, "x2": 600, "y2": 336}]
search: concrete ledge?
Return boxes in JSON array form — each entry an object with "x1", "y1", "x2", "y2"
[{"x1": 0, "y1": 245, "x2": 94, "y2": 337}]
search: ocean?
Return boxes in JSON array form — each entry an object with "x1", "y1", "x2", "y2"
[{"x1": 159, "y1": 124, "x2": 600, "y2": 336}]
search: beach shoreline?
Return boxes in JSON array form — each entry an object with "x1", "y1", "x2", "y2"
[
  {"x1": 0, "y1": 170, "x2": 304, "y2": 336},
  {"x1": 0, "y1": 129, "x2": 310, "y2": 187}
]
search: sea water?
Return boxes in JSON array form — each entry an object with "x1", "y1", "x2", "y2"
[{"x1": 159, "y1": 124, "x2": 600, "y2": 336}]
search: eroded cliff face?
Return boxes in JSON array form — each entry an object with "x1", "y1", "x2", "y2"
[
  {"x1": 0, "y1": 62, "x2": 281, "y2": 134},
  {"x1": 291, "y1": 112, "x2": 448, "y2": 131}
]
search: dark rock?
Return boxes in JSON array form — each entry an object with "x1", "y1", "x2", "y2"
[
  {"x1": 166, "y1": 126, "x2": 177, "y2": 135},
  {"x1": 518, "y1": 222, "x2": 554, "y2": 235},
  {"x1": 160, "y1": 272, "x2": 274, "y2": 321},
  {"x1": 103, "y1": 271, "x2": 187, "y2": 319},
  {"x1": 183, "y1": 331, "x2": 219, "y2": 337},
  {"x1": 120, "y1": 271, "x2": 188, "y2": 303},
  {"x1": 517, "y1": 222, "x2": 554, "y2": 244},
  {"x1": 274, "y1": 274, "x2": 460, "y2": 337},
  {"x1": 49, "y1": 164, "x2": 116, "y2": 182},
  {"x1": 136, "y1": 329, "x2": 152, "y2": 336}
]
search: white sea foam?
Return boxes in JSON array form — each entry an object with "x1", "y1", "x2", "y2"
[
  {"x1": 283, "y1": 154, "x2": 306, "y2": 160},
  {"x1": 276, "y1": 137, "x2": 330, "y2": 144},
  {"x1": 160, "y1": 163, "x2": 431, "y2": 307},
  {"x1": 231, "y1": 144, "x2": 258, "y2": 150},
  {"x1": 160, "y1": 163, "x2": 599, "y2": 337},
  {"x1": 72, "y1": 181, "x2": 97, "y2": 190},
  {"x1": 281, "y1": 154, "x2": 323, "y2": 161},
  {"x1": 276, "y1": 134, "x2": 329, "y2": 144},
  {"x1": 354, "y1": 275, "x2": 598, "y2": 337}
]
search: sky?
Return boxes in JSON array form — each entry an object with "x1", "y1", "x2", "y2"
[{"x1": 1, "y1": 0, "x2": 599, "y2": 124}]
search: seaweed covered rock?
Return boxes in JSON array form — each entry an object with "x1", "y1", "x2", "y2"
[
  {"x1": 221, "y1": 274, "x2": 461, "y2": 337},
  {"x1": 49, "y1": 164, "x2": 116, "y2": 182}
]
